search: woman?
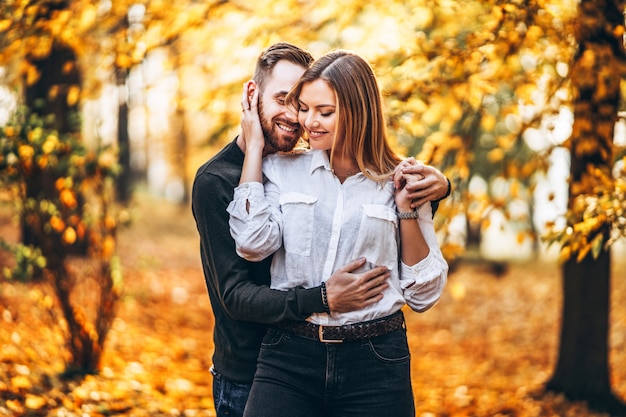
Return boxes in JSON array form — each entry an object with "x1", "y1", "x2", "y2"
[{"x1": 228, "y1": 50, "x2": 448, "y2": 417}]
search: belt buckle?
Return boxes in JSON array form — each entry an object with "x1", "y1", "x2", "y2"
[{"x1": 318, "y1": 325, "x2": 343, "y2": 343}]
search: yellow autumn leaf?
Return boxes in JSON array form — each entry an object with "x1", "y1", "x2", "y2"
[
  {"x1": 5, "y1": 399, "x2": 23, "y2": 413},
  {"x1": 78, "y1": 4, "x2": 97, "y2": 31},
  {"x1": 18, "y1": 145, "x2": 34, "y2": 160},
  {"x1": 576, "y1": 241, "x2": 592, "y2": 263},
  {"x1": 559, "y1": 246, "x2": 572, "y2": 263},
  {"x1": 32, "y1": 36, "x2": 52, "y2": 59},
  {"x1": 105, "y1": 215, "x2": 117, "y2": 230},
  {"x1": 422, "y1": 102, "x2": 444, "y2": 126},
  {"x1": 60, "y1": 189, "x2": 78, "y2": 209},
  {"x1": 487, "y1": 148, "x2": 505, "y2": 163},
  {"x1": 49, "y1": 215, "x2": 66, "y2": 233},
  {"x1": 526, "y1": 25, "x2": 544, "y2": 42},
  {"x1": 515, "y1": 83, "x2": 536, "y2": 103},
  {"x1": 11, "y1": 375, "x2": 32, "y2": 390},
  {"x1": 25, "y1": 394, "x2": 47, "y2": 410},
  {"x1": 42, "y1": 134, "x2": 59, "y2": 154},
  {"x1": 76, "y1": 222, "x2": 86, "y2": 240},
  {"x1": 48, "y1": 85, "x2": 59, "y2": 100},
  {"x1": 62, "y1": 61, "x2": 75, "y2": 75},
  {"x1": 63, "y1": 227, "x2": 77, "y2": 245},
  {"x1": 481, "y1": 114, "x2": 497, "y2": 132},
  {"x1": 591, "y1": 233, "x2": 604, "y2": 259},
  {"x1": 102, "y1": 235, "x2": 116, "y2": 258},
  {"x1": 0, "y1": 19, "x2": 11, "y2": 32},
  {"x1": 37, "y1": 154, "x2": 47, "y2": 168},
  {"x1": 67, "y1": 85, "x2": 81, "y2": 106},
  {"x1": 26, "y1": 63, "x2": 40, "y2": 86},
  {"x1": 510, "y1": 180, "x2": 520, "y2": 198},
  {"x1": 116, "y1": 54, "x2": 132, "y2": 69}
]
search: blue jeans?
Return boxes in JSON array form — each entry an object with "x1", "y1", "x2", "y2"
[
  {"x1": 242, "y1": 326, "x2": 414, "y2": 417},
  {"x1": 211, "y1": 366, "x2": 252, "y2": 417}
]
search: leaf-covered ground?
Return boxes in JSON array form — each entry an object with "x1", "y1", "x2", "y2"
[{"x1": 1, "y1": 195, "x2": 625, "y2": 416}]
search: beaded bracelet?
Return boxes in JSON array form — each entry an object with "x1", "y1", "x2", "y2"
[{"x1": 321, "y1": 281, "x2": 331, "y2": 314}]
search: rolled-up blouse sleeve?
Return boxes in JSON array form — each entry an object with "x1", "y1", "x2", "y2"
[
  {"x1": 399, "y1": 202, "x2": 449, "y2": 312},
  {"x1": 227, "y1": 181, "x2": 282, "y2": 262}
]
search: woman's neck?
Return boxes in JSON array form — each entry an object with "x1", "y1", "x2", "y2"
[{"x1": 329, "y1": 150, "x2": 359, "y2": 181}]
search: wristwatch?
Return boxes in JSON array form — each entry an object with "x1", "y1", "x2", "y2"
[{"x1": 397, "y1": 209, "x2": 419, "y2": 220}]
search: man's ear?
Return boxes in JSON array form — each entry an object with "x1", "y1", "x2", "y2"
[{"x1": 246, "y1": 80, "x2": 257, "y2": 105}]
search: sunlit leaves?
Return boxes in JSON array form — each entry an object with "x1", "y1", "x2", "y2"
[
  {"x1": 543, "y1": 171, "x2": 626, "y2": 262},
  {"x1": 0, "y1": 107, "x2": 124, "y2": 372},
  {"x1": 0, "y1": 240, "x2": 46, "y2": 281},
  {"x1": 1, "y1": 0, "x2": 624, "y2": 266}
]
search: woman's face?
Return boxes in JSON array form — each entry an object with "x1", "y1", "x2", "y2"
[{"x1": 297, "y1": 79, "x2": 337, "y2": 151}]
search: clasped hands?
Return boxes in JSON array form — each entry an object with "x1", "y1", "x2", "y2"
[{"x1": 393, "y1": 157, "x2": 448, "y2": 210}]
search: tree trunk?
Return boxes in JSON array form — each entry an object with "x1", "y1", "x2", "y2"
[
  {"x1": 47, "y1": 258, "x2": 100, "y2": 376},
  {"x1": 174, "y1": 106, "x2": 190, "y2": 204},
  {"x1": 546, "y1": 0, "x2": 626, "y2": 414},
  {"x1": 23, "y1": 43, "x2": 83, "y2": 252},
  {"x1": 23, "y1": 38, "x2": 115, "y2": 377},
  {"x1": 547, "y1": 246, "x2": 626, "y2": 415},
  {"x1": 116, "y1": 78, "x2": 132, "y2": 204}
]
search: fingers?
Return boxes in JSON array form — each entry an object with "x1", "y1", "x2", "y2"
[
  {"x1": 360, "y1": 272, "x2": 389, "y2": 305},
  {"x1": 401, "y1": 169, "x2": 426, "y2": 185},
  {"x1": 241, "y1": 82, "x2": 250, "y2": 111},
  {"x1": 403, "y1": 171, "x2": 448, "y2": 206},
  {"x1": 404, "y1": 178, "x2": 434, "y2": 199},
  {"x1": 402, "y1": 162, "x2": 427, "y2": 175},
  {"x1": 405, "y1": 188, "x2": 434, "y2": 210},
  {"x1": 358, "y1": 266, "x2": 390, "y2": 296},
  {"x1": 410, "y1": 197, "x2": 430, "y2": 209},
  {"x1": 393, "y1": 158, "x2": 409, "y2": 177},
  {"x1": 394, "y1": 158, "x2": 424, "y2": 188},
  {"x1": 359, "y1": 264, "x2": 390, "y2": 282},
  {"x1": 394, "y1": 167, "x2": 411, "y2": 190},
  {"x1": 325, "y1": 261, "x2": 390, "y2": 313},
  {"x1": 357, "y1": 292, "x2": 384, "y2": 309},
  {"x1": 399, "y1": 163, "x2": 427, "y2": 190},
  {"x1": 402, "y1": 156, "x2": 418, "y2": 167}
]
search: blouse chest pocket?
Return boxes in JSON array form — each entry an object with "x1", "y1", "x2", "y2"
[
  {"x1": 351, "y1": 204, "x2": 398, "y2": 270},
  {"x1": 279, "y1": 192, "x2": 317, "y2": 257}
]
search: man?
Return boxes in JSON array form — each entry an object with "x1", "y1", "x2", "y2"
[{"x1": 191, "y1": 42, "x2": 450, "y2": 417}]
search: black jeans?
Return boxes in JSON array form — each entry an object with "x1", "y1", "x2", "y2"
[{"x1": 243, "y1": 326, "x2": 414, "y2": 417}]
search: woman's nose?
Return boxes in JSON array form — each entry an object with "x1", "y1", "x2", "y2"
[{"x1": 305, "y1": 113, "x2": 318, "y2": 128}]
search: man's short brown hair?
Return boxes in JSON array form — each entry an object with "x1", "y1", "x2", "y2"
[{"x1": 253, "y1": 42, "x2": 314, "y2": 91}]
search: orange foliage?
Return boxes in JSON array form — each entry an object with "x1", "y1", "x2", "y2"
[{"x1": 1, "y1": 197, "x2": 625, "y2": 416}]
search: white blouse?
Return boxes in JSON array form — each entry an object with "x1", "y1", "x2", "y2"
[{"x1": 227, "y1": 149, "x2": 448, "y2": 326}]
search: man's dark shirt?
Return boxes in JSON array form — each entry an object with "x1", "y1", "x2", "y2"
[{"x1": 191, "y1": 138, "x2": 325, "y2": 383}]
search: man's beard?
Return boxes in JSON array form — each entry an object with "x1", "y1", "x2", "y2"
[{"x1": 258, "y1": 100, "x2": 300, "y2": 153}]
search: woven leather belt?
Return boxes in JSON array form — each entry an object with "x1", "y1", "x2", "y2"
[{"x1": 272, "y1": 310, "x2": 405, "y2": 343}]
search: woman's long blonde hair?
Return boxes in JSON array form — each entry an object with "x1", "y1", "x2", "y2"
[{"x1": 286, "y1": 50, "x2": 403, "y2": 182}]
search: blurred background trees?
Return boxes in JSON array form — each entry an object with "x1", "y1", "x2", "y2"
[{"x1": 1, "y1": 0, "x2": 626, "y2": 413}]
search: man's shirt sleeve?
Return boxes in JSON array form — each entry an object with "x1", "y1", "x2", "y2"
[{"x1": 191, "y1": 170, "x2": 324, "y2": 323}]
